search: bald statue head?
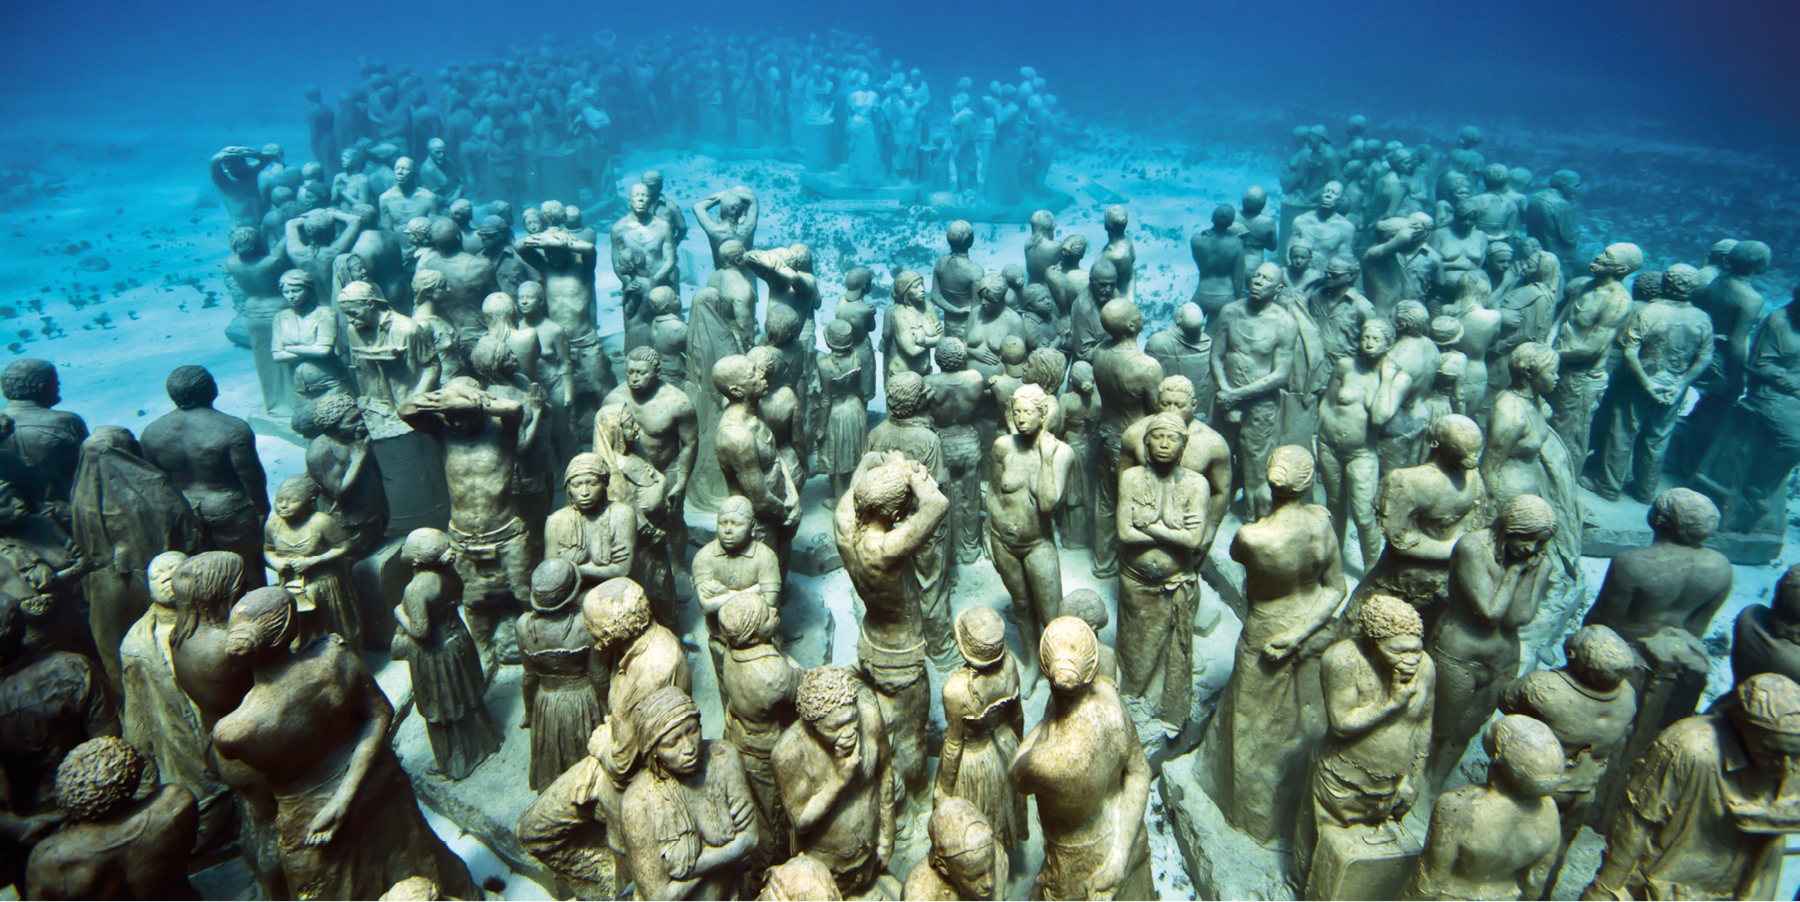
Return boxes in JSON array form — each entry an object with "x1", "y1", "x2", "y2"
[
  {"x1": 1647, "y1": 488, "x2": 1719, "y2": 547},
  {"x1": 1241, "y1": 185, "x2": 1267, "y2": 217},
  {"x1": 1100, "y1": 298, "x2": 1143, "y2": 340},
  {"x1": 1176, "y1": 301, "x2": 1205, "y2": 336}
]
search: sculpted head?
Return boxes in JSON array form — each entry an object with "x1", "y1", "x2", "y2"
[
  {"x1": 164, "y1": 365, "x2": 217, "y2": 410},
  {"x1": 1509, "y1": 167, "x2": 1532, "y2": 191},
  {"x1": 1427, "y1": 414, "x2": 1484, "y2": 471},
  {"x1": 1070, "y1": 360, "x2": 1096, "y2": 393},
  {"x1": 1776, "y1": 566, "x2": 1800, "y2": 630},
  {"x1": 582, "y1": 578, "x2": 652, "y2": 650},
  {"x1": 712, "y1": 354, "x2": 766, "y2": 403},
  {"x1": 1041, "y1": 616, "x2": 1100, "y2": 697},
  {"x1": 1023, "y1": 348, "x2": 1066, "y2": 391},
  {"x1": 1241, "y1": 185, "x2": 1267, "y2": 216},
  {"x1": 562, "y1": 453, "x2": 609, "y2": 514},
  {"x1": 1325, "y1": 255, "x2": 1361, "y2": 290},
  {"x1": 945, "y1": 219, "x2": 975, "y2": 252},
  {"x1": 1158, "y1": 375, "x2": 1198, "y2": 419},
  {"x1": 1662, "y1": 264, "x2": 1700, "y2": 302},
  {"x1": 1099, "y1": 297, "x2": 1142, "y2": 341},
  {"x1": 765, "y1": 305, "x2": 801, "y2": 347},
  {"x1": 1144, "y1": 413, "x2": 1189, "y2": 467},
  {"x1": 225, "y1": 586, "x2": 298, "y2": 660},
  {"x1": 935, "y1": 336, "x2": 968, "y2": 372},
  {"x1": 1485, "y1": 715, "x2": 1564, "y2": 797},
  {"x1": 1508, "y1": 342, "x2": 1560, "y2": 397},
  {"x1": 1590, "y1": 242, "x2": 1644, "y2": 279},
  {"x1": 1286, "y1": 237, "x2": 1314, "y2": 272},
  {"x1": 1060, "y1": 234, "x2": 1087, "y2": 264},
  {"x1": 429, "y1": 216, "x2": 462, "y2": 252},
  {"x1": 1063, "y1": 588, "x2": 1108, "y2": 635},
  {"x1": 147, "y1": 551, "x2": 188, "y2": 609},
  {"x1": 1103, "y1": 204, "x2": 1128, "y2": 233},
  {"x1": 339, "y1": 282, "x2": 386, "y2": 330},
  {"x1": 1730, "y1": 674, "x2": 1800, "y2": 767},
  {"x1": 279, "y1": 268, "x2": 316, "y2": 308},
  {"x1": 539, "y1": 199, "x2": 566, "y2": 228},
  {"x1": 1266, "y1": 445, "x2": 1317, "y2": 500},
  {"x1": 229, "y1": 225, "x2": 264, "y2": 257},
  {"x1": 716, "y1": 496, "x2": 755, "y2": 554},
  {"x1": 1247, "y1": 262, "x2": 1282, "y2": 304},
  {"x1": 928, "y1": 797, "x2": 998, "y2": 898},
  {"x1": 854, "y1": 460, "x2": 914, "y2": 525},
  {"x1": 1550, "y1": 169, "x2": 1581, "y2": 193},
  {"x1": 718, "y1": 590, "x2": 778, "y2": 650},
  {"x1": 173, "y1": 551, "x2": 245, "y2": 623},
  {"x1": 1565, "y1": 625, "x2": 1635, "y2": 691},
  {"x1": 1319, "y1": 181, "x2": 1343, "y2": 213},
  {"x1": 1022, "y1": 283, "x2": 1056, "y2": 322},
  {"x1": 976, "y1": 274, "x2": 1008, "y2": 313},
  {"x1": 1359, "y1": 595, "x2": 1424, "y2": 681},
  {"x1": 401, "y1": 527, "x2": 454, "y2": 570},
  {"x1": 628, "y1": 183, "x2": 651, "y2": 215},
  {"x1": 301, "y1": 208, "x2": 336, "y2": 243},
  {"x1": 1009, "y1": 384, "x2": 1052, "y2": 435},
  {"x1": 1497, "y1": 494, "x2": 1558, "y2": 558},
  {"x1": 1454, "y1": 197, "x2": 1479, "y2": 226},
  {"x1": 641, "y1": 170, "x2": 664, "y2": 197},
  {"x1": 1211, "y1": 204, "x2": 1236, "y2": 232},
  {"x1": 1030, "y1": 209, "x2": 1055, "y2": 236},
  {"x1": 797, "y1": 666, "x2": 863, "y2": 758},
  {"x1": 1647, "y1": 487, "x2": 1719, "y2": 546},
  {"x1": 885, "y1": 371, "x2": 928, "y2": 419},
  {"x1": 393, "y1": 156, "x2": 416, "y2": 186},
  {"x1": 637, "y1": 686, "x2": 703, "y2": 778},
  {"x1": 892, "y1": 270, "x2": 926, "y2": 306},
  {"x1": 54, "y1": 737, "x2": 145, "y2": 823},
  {"x1": 273, "y1": 475, "x2": 319, "y2": 521},
  {"x1": 1089, "y1": 259, "x2": 1119, "y2": 304},
  {"x1": 1728, "y1": 240, "x2": 1773, "y2": 277}
]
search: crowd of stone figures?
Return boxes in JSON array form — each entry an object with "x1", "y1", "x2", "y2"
[{"x1": 0, "y1": 100, "x2": 1792, "y2": 901}]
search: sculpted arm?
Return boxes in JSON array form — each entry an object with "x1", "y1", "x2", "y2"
[
  {"x1": 670, "y1": 395, "x2": 698, "y2": 501},
  {"x1": 308, "y1": 655, "x2": 393, "y2": 845},
  {"x1": 1099, "y1": 726, "x2": 1152, "y2": 896},
  {"x1": 1747, "y1": 318, "x2": 1800, "y2": 394},
  {"x1": 1034, "y1": 436, "x2": 1073, "y2": 515},
  {"x1": 230, "y1": 430, "x2": 270, "y2": 515},
  {"x1": 882, "y1": 463, "x2": 949, "y2": 557},
  {"x1": 1323, "y1": 646, "x2": 1404, "y2": 737}
]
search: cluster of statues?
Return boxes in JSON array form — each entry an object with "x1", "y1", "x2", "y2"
[
  {"x1": 2, "y1": 77, "x2": 1789, "y2": 902},
  {"x1": 277, "y1": 34, "x2": 1068, "y2": 222}
]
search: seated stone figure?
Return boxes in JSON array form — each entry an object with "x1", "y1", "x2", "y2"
[
  {"x1": 1733, "y1": 564, "x2": 1800, "y2": 686},
  {"x1": 1404, "y1": 715, "x2": 1564, "y2": 901},
  {"x1": 24, "y1": 736, "x2": 198, "y2": 901},
  {"x1": 903, "y1": 797, "x2": 1009, "y2": 902}
]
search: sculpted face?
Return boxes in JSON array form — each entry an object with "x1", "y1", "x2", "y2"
[
  {"x1": 1288, "y1": 244, "x2": 1313, "y2": 271},
  {"x1": 1146, "y1": 424, "x2": 1186, "y2": 466},
  {"x1": 626, "y1": 358, "x2": 658, "y2": 391},
  {"x1": 1319, "y1": 182, "x2": 1342, "y2": 212},
  {"x1": 943, "y1": 846, "x2": 995, "y2": 898},
  {"x1": 1011, "y1": 399, "x2": 1045, "y2": 436},
  {"x1": 1504, "y1": 531, "x2": 1550, "y2": 560},
  {"x1": 1360, "y1": 323, "x2": 1392, "y2": 359},
  {"x1": 814, "y1": 702, "x2": 860, "y2": 759},
  {"x1": 1159, "y1": 389, "x2": 1197, "y2": 419},
  {"x1": 516, "y1": 286, "x2": 543, "y2": 317},
  {"x1": 717, "y1": 509, "x2": 753, "y2": 551},
  {"x1": 1531, "y1": 357, "x2": 1560, "y2": 396},
  {"x1": 1092, "y1": 271, "x2": 1117, "y2": 304},
  {"x1": 1378, "y1": 634, "x2": 1424, "y2": 682},
  {"x1": 1249, "y1": 264, "x2": 1280, "y2": 303},
  {"x1": 394, "y1": 157, "x2": 416, "y2": 187},
  {"x1": 567, "y1": 473, "x2": 605, "y2": 512},
  {"x1": 523, "y1": 209, "x2": 545, "y2": 234},
  {"x1": 629, "y1": 184, "x2": 651, "y2": 215},
  {"x1": 340, "y1": 295, "x2": 377, "y2": 329},
  {"x1": 281, "y1": 278, "x2": 311, "y2": 308},
  {"x1": 428, "y1": 140, "x2": 448, "y2": 164},
  {"x1": 332, "y1": 408, "x2": 369, "y2": 442},
  {"x1": 273, "y1": 486, "x2": 312, "y2": 520},
  {"x1": 652, "y1": 718, "x2": 703, "y2": 777}
]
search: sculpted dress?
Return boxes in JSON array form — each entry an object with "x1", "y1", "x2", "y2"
[
  {"x1": 517, "y1": 607, "x2": 606, "y2": 792},
  {"x1": 814, "y1": 352, "x2": 867, "y2": 481},
  {"x1": 938, "y1": 658, "x2": 1028, "y2": 847},
  {"x1": 392, "y1": 588, "x2": 501, "y2": 781},
  {"x1": 685, "y1": 291, "x2": 747, "y2": 513}
]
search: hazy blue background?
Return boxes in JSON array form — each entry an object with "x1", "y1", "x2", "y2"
[{"x1": 4, "y1": 0, "x2": 1796, "y2": 150}]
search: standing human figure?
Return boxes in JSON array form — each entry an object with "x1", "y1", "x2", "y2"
[
  {"x1": 985, "y1": 385, "x2": 1072, "y2": 685},
  {"x1": 140, "y1": 366, "x2": 269, "y2": 587}
]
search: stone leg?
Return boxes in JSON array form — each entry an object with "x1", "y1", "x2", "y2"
[
  {"x1": 916, "y1": 525, "x2": 956, "y2": 671},
  {"x1": 1321, "y1": 442, "x2": 1381, "y2": 570},
  {"x1": 1236, "y1": 396, "x2": 1284, "y2": 522},
  {"x1": 245, "y1": 313, "x2": 289, "y2": 413},
  {"x1": 990, "y1": 532, "x2": 1061, "y2": 682},
  {"x1": 941, "y1": 428, "x2": 984, "y2": 565},
  {"x1": 1092, "y1": 427, "x2": 1122, "y2": 578},
  {"x1": 453, "y1": 528, "x2": 532, "y2": 673},
  {"x1": 1547, "y1": 365, "x2": 1607, "y2": 473}
]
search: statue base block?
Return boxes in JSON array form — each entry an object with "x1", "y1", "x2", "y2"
[
  {"x1": 351, "y1": 536, "x2": 409, "y2": 652},
  {"x1": 1306, "y1": 819, "x2": 1420, "y2": 901},
  {"x1": 1160, "y1": 750, "x2": 1299, "y2": 900},
  {"x1": 922, "y1": 189, "x2": 1074, "y2": 225},
  {"x1": 1579, "y1": 487, "x2": 1656, "y2": 557},
  {"x1": 247, "y1": 407, "x2": 305, "y2": 448},
  {"x1": 799, "y1": 171, "x2": 920, "y2": 203},
  {"x1": 370, "y1": 427, "x2": 451, "y2": 537},
  {"x1": 1707, "y1": 529, "x2": 1785, "y2": 566}
]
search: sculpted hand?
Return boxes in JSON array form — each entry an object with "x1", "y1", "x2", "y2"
[
  {"x1": 728, "y1": 793, "x2": 754, "y2": 832},
  {"x1": 304, "y1": 798, "x2": 349, "y2": 846},
  {"x1": 1183, "y1": 511, "x2": 1206, "y2": 530},
  {"x1": 696, "y1": 579, "x2": 730, "y2": 598},
  {"x1": 1262, "y1": 630, "x2": 1298, "y2": 663}
]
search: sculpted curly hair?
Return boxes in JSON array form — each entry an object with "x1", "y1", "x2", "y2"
[
  {"x1": 797, "y1": 666, "x2": 861, "y2": 723},
  {"x1": 1360, "y1": 594, "x2": 1423, "y2": 640},
  {"x1": 582, "y1": 578, "x2": 651, "y2": 647},
  {"x1": 55, "y1": 736, "x2": 144, "y2": 822}
]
